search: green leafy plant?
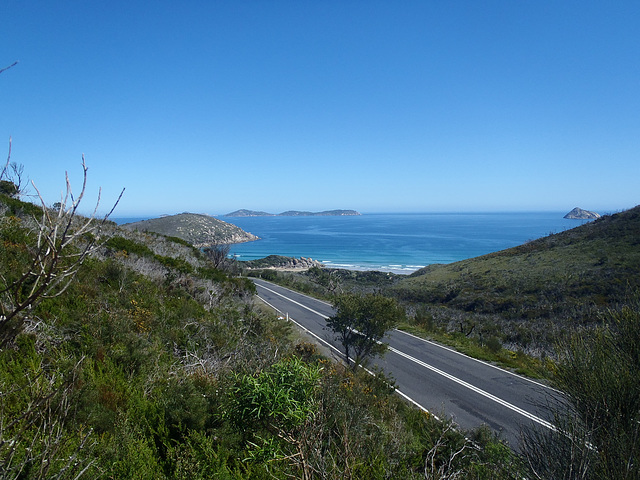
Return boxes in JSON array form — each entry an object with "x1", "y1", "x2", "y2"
[
  {"x1": 227, "y1": 357, "x2": 321, "y2": 435},
  {"x1": 226, "y1": 357, "x2": 322, "y2": 477}
]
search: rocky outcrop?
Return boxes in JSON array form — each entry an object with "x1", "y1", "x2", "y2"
[
  {"x1": 276, "y1": 257, "x2": 322, "y2": 269},
  {"x1": 564, "y1": 207, "x2": 601, "y2": 220},
  {"x1": 242, "y1": 255, "x2": 322, "y2": 270}
]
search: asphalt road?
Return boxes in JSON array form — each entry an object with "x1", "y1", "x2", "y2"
[{"x1": 252, "y1": 278, "x2": 560, "y2": 449}]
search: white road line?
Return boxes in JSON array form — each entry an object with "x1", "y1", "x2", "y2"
[
  {"x1": 388, "y1": 346, "x2": 555, "y2": 431},
  {"x1": 394, "y1": 329, "x2": 558, "y2": 393},
  {"x1": 255, "y1": 282, "x2": 555, "y2": 431},
  {"x1": 254, "y1": 279, "x2": 334, "y2": 307},
  {"x1": 256, "y1": 283, "x2": 330, "y2": 319},
  {"x1": 258, "y1": 297, "x2": 338, "y2": 354}
]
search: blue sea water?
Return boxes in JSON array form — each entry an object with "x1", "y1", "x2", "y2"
[
  {"x1": 113, "y1": 213, "x2": 591, "y2": 274},
  {"x1": 211, "y1": 212, "x2": 590, "y2": 274}
]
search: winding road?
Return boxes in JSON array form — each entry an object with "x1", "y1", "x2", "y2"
[{"x1": 252, "y1": 277, "x2": 560, "y2": 449}]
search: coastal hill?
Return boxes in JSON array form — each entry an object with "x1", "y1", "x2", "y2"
[
  {"x1": 389, "y1": 204, "x2": 640, "y2": 351},
  {"x1": 564, "y1": 207, "x2": 601, "y2": 219},
  {"x1": 225, "y1": 209, "x2": 361, "y2": 217},
  {"x1": 121, "y1": 212, "x2": 258, "y2": 247}
]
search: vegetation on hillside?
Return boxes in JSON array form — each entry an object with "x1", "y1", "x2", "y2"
[
  {"x1": 121, "y1": 212, "x2": 258, "y2": 247},
  {"x1": 391, "y1": 206, "x2": 640, "y2": 356},
  {"x1": 0, "y1": 162, "x2": 522, "y2": 478},
  {"x1": 522, "y1": 300, "x2": 640, "y2": 479}
]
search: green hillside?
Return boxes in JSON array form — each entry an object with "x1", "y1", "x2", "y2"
[
  {"x1": 391, "y1": 205, "x2": 640, "y2": 352},
  {"x1": 0, "y1": 189, "x2": 520, "y2": 479}
]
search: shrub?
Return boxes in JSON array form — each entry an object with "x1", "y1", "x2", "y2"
[
  {"x1": 485, "y1": 335, "x2": 502, "y2": 354},
  {"x1": 522, "y1": 297, "x2": 640, "y2": 479},
  {"x1": 105, "y1": 236, "x2": 154, "y2": 257},
  {"x1": 226, "y1": 357, "x2": 321, "y2": 436}
]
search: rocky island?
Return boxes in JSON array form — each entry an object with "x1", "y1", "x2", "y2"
[
  {"x1": 224, "y1": 209, "x2": 274, "y2": 217},
  {"x1": 121, "y1": 213, "x2": 259, "y2": 247},
  {"x1": 225, "y1": 209, "x2": 361, "y2": 217},
  {"x1": 564, "y1": 207, "x2": 601, "y2": 220}
]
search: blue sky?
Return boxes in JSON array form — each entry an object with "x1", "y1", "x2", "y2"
[{"x1": 1, "y1": 1, "x2": 638, "y2": 217}]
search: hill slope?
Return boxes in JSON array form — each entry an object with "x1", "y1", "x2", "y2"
[
  {"x1": 390, "y1": 205, "x2": 640, "y2": 350},
  {"x1": 122, "y1": 212, "x2": 258, "y2": 247}
]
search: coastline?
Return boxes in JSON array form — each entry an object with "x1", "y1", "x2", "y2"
[
  {"x1": 114, "y1": 212, "x2": 593, "y2": 276},
  {"x1": 226, "y1": 212, "x2": 591, "y2": 276},
  {"x1": 251, "y1": 264, "x2": 419, "y2": 275},
  {"x1": 319, "y1": 261, "x2": 423, "y2": 275}
]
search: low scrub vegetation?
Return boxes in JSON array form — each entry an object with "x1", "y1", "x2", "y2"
[
  {"x1": 2, "y1": 151, "x2": 638, "y2": 477},
  {"x1": 522, "y1": 300, "x2": 640, "y2": 479},
  {"x1": 0, "y1": 172, "x2": 522, "y2": 479}
]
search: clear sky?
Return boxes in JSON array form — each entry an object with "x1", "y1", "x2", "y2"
[{"x1": 1, "y1": 1, "x2": 638, "y2": 217}]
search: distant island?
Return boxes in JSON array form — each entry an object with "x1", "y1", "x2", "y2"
[
  {"x1": 225, "y1": 209, "x2": 361, "y2": 217},
  {"x1": 121, "y1": 213, "x2": 259, "y2": 247},
  {"x1": 564, "y1": 207, "x2": 601, "y2": 220}
]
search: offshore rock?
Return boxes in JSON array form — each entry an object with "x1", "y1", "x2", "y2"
[{"x1": 564, "y1": 207, "x2": 601, "y2": 220}]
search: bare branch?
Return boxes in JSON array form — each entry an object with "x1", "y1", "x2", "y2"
[
  {"x1": 0, "y1": 61, "x2": 18, "y2": 75},
  {"x1": 0, "y1": 151, "x2": 124, "y2": 346}
]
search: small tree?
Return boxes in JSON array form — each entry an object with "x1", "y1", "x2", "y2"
[
  {"x1": 308, "y1": 266, "x2": 342, "y2": 295},
  {"x1": 0, "y1": 139, "x2": 26, "y2": 198},
  {"x1": 203, "y1": 243, "x2": 231, "y2": 270},
  {"x1": 0, "y1": 179, "x2": 18, "y2": 198},
  {"x1": 327, "y1": 293, "x2": 404, "y2": 369}
]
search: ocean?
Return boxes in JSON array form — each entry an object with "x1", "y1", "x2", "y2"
[
  {"x1": 205, "y1": 212, "x2": 589, "y2": 274},
  {"x1": 113, "y1": 212, "x2": 590, "y2": 274}
]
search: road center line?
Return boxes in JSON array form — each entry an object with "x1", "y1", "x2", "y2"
[
  {"x1": 256, "y1": 282, "x2": 555, "y2": 431},
  {"x1": 394, "y1": 329, "x2": 558, "y2": 393},
  {"x1": 388, "y1": 346, "x2": 555, "y2": 431}
]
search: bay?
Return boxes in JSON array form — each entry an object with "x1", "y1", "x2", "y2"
[{"x1": 219, "y1": 212, "x2": 590, "y2": 274}]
